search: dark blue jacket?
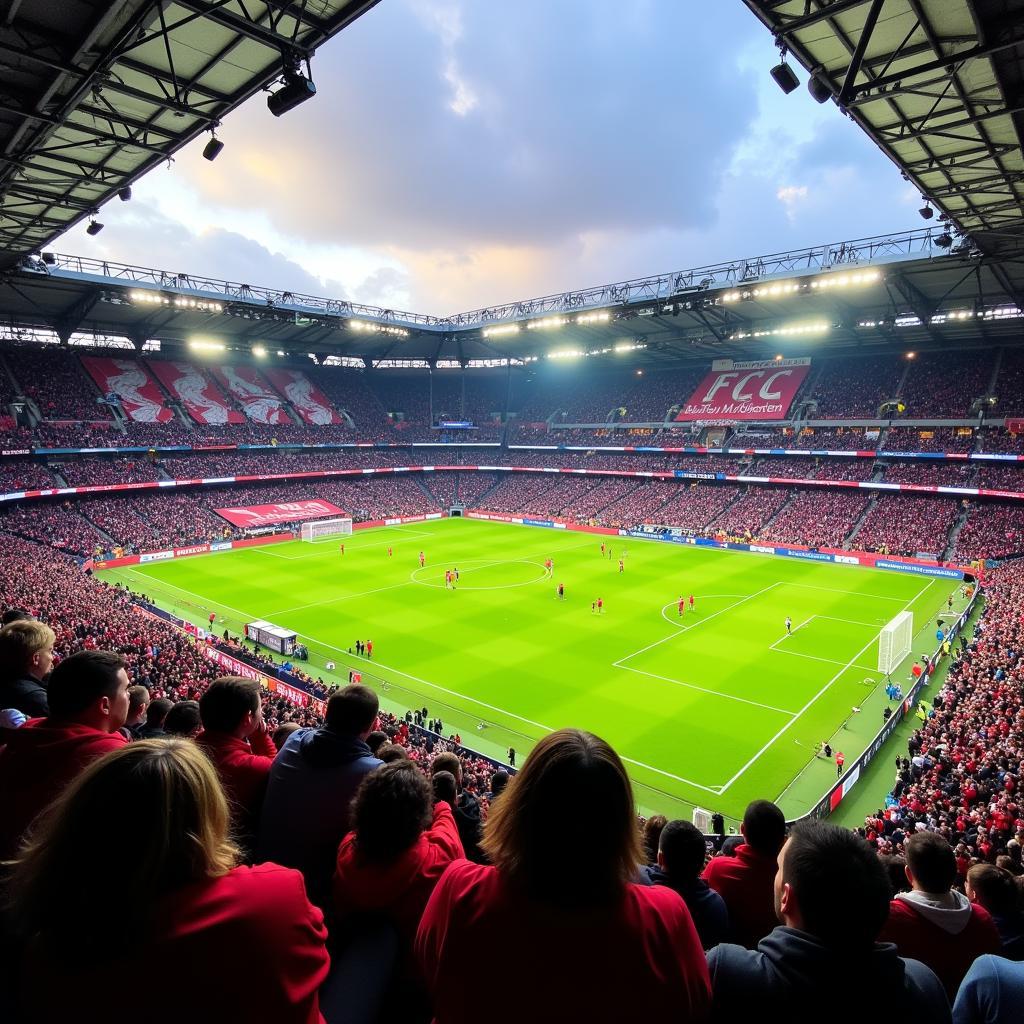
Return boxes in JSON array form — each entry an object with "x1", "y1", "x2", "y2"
[
  {"x1": 256, "y1": 727, "x2": 382, "y2": 908},
  {"x1": 639, "y1": 865, "x2": 729, "y2": 949},
  {"x1": 707, "y1": 926, "x2": 950, "y2": 1022}
]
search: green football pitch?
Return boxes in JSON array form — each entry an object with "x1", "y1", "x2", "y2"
[{"x1": 97, "y1": 518, "x2": 961, "y2": 825}]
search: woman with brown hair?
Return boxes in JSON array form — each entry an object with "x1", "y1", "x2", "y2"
[
  {"x1": 4, "y1": 738, "x2": 329, "y2": 1023},
  {"x1": 415, "y1": 728, "x2": 710, "y2": 1023}
]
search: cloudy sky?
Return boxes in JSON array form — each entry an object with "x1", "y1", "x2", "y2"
[{"x1": 56, "y1": 0, "x2": 920, "y2": 315}]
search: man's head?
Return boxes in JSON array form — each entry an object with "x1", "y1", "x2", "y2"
[
  {"x1": 272, "y1": 721, "x2": 302, "y2": 751},
  {"x1": 1, "y1": 607, "x2": 32, "y2": 626},
  {"x1": 351, "y1": 760, "x2": 433, "y2": 862},
  {"x1": 431, "y1": 752, "x2": 463, "y2": 790},
  {"x1": 47, "y1": 651, "x2": 130, "y2": 733},
  {"x1": 0, "y1": 620, "x2": 55, "y2": 682},
  {"x1": 125, "y1": 685, "x2": 150, "y2": 728},
  {"x1": 966, "y1": 863, "x2": 1018, "y2": 915},
  {"x1": 741, "y1": 799, "x2": 787, "y2": 856},
  {"x1": 904, "y1": 831, "x2": 956, "y2": 895},
  {"x1": 163, "y1": 700, "x2": 202, "y2": 738},
  {"x1": 657, "y1": 820, "x2": 708, "y2": 882},
  {"x1": 774, "y1": 821, "x2": 891, "y2": 947},
  {"x1": 198, "y1": 677, "x2": 262, "y2": 738},
  {"x1": 490, "y1": 769, "x2": 509, "y2": 798},
  {"x1": 324, "y1": 684, "x2": 379, "y2": 739},
  {"x1": 145, "y1": 697, "x2": 173, "y2": 731}
]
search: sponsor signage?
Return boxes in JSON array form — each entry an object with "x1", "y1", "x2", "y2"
[
  {"x1": 676, "y1": 358, "x2": 811, "y2": 422},
  {"x1": 139, "y1": 550, "x2": 174, "y2": 563},
  {"x1": 201, "y1": 646, "x2": 268, "y2": 685},
  {"x1": 214, "y1": 499, "x2": 345, "y2": 528},
  {"x1": 875, "y1": 560, "x2": 964, "y2": 579}
]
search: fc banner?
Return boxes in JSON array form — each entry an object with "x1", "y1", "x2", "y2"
[
  {"x1": 214, "y1": 499, "x2": 345, "y2": 528},
  {"x1": 675, "y1": 358, "x2": 811, "y2": 422}
]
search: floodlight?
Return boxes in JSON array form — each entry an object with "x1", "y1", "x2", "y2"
[
  {"x1": 935, "y1": 232, "x2": 953, "y2": 248},
  {"x1": 118, "y1": 186, "x2": 132, "y2": 202},
  {"x1": 267, "y1": 73, "x2": 317, "y2": 117},
  {"x1": 86, "y1": 218, "x2": 103, "y2": 236},
  {"x1": 808, "y1": 72, "x2": 832, "y2": 103},
  {"x1": 919, "y1": 203, "x2": 934, "y2": 220},
  {"x1": 203, "y1": 134, "x2": 224, "y2": 161}
]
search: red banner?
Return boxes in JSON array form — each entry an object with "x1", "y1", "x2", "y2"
[
  {"x1": 212, "y1": 365, "x2": 289, "y2": 424},
  {"x1": 265, "y1": 368, "x2": 344, "y2": 425},
  {"x1": 81, "y1": 356, "x2": 173, "y2": 423},
  {"x1": 213, "y1": 499, "x2": 345, "y2": 528},
  {"x1": 675, "y1": 358, "x2": 811, "y2": 422},
  {"x1": 149, "y1": 360, "x2": 245, "y2": 424}
]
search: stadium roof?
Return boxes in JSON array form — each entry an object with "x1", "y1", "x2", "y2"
[
  {"x1": 0, "y1": 0, "x2": 380, "y2": 261},
  {"x1": 742, "y1": 0, "x2": 1024, "y2": 254},
  {"x1": 2, "y1": 228, "x2": 1023, "y2": 367}
]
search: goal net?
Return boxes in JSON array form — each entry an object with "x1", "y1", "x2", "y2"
[
  {"x1": 299, "y1": 517, "x2": 353, "y2": 542},
  {"x1": 878, "y1": 610, "x2": 913, "y2": 674}
]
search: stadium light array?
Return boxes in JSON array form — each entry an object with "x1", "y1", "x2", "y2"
[
  {"x1": 188, "y1": 338, "x2": 226, "y2": 353},
  {"x1": 526, "y1": 317, "x2": 569, "y2": 330},
  {"x1": 721, "y1": 268, "x2": 882, "y2": 304},
  {"x1": 575, "y1": 311, "x2": 611, "y2": 325},
  {"x1": 129, "y1": 290, "x2": 223, "y2": 313},
  {"x1": 252, "y1": 345, "x2": 267, "y2": 358},
  {"x1": 731, "y1": 321, "x2": 829, "y2": 340},
  {"x1": 482, "y1": 324, "x2": 521, "y2": 338},
  {"x1": 348, "y1": 320, "x2": 410, "y2": 338}
]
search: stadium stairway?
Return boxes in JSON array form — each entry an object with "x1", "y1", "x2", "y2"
[
  {"x1": 943, "y1": 503, "x2": 973, "y2": 561},
  {"x1": 845, "y1": 492, "x2": 880, "y2": 548}
]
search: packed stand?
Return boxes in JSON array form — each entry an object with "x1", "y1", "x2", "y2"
[
  {"x1": 4, "y1": 347, "x2": 112, "y2": 422},
  {"x1": 809, "y1": 354, "x2": 907, "y2": 419},
  {"x1": 759, "y1": 490, "x2": 870, "y2": 550},
  {"x1": 0, "y1": 502, "x2": 105, "y2": 556},
  {"x1": 655, "y1": 483, "x2": 741, "y2": 533},
  {"x1": 882, "y1": 461, "x2": 975, "y2": 486},
  {"x1": 953, "y1": 502, "x2": 1024, "y2": 562},
  {"x1": 994, "y1": 347, "x2": 1024, "y2": 417},
  {"x1": 0, "y1": 461, "x2": 55, "y2": 491},
  {"x1": 856, "y1": 494, "x2": 961, "y2": 557},
  {"x1": 975, "y1": 464, "x2": 1024, "y2": 493},
  {"x1": 976, "y1": 429, "x2": 1024, "y2": 455},
  {"x1": 710, "y1": 486, "x2": 789, "y2": 537},
  {"x1": 900, "y1": 350, "x2": 996, "y2": 419},
  {"x1": 883, "y1": 428, "x2": 976, "y2": 454}
]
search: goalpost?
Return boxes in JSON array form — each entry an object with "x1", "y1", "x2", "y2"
[
  {"x1": 299, "y1": 517, "x2": 353, "y2": 542},
  {"x1": 878, "y1": 610, "x2": 913, "y2": 675}
]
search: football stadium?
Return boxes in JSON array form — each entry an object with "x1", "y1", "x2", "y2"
[{"x1": 1, "y1": 1, "x2": 1023, "y2": 1020}]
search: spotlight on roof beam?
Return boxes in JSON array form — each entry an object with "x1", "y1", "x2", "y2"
[
  {"x1": 807, "y1": 72, "x2": 832, "y2": 104},
  {"x1": 935, "y1": 232, "x2": 953, "y2": 248},
  {"x1": 203, "y1": 133, "x2": 224, "y2": 162},
  {"x1": 118, "y1": 186, "x2": 132, "y2": 202},
  {"x1": 919, "y1": 202, "x2": 933, "y2": 220},
  {"x1": 252, "y1": 345, "x2": 267, "y2": 358},
  {"x1": 86, "y1": 217, "x2": 103, "y2": 236},
  {"x1": 770, "y1": 61, "x2": 800, "y2": 95},
  {"x1": 267, "y1": 70, "x2": 317, "y2": 118}
]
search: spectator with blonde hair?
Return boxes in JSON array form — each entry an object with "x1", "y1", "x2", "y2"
[
  {"x1": 0, "y1": 619, "x2": 55, "y2": 718},
  {"x1": 3, "y1": 738, "x2": 329, "y2": 1023},
  {"x1": 415, "y1": 728, "x2": 711, "y2": 1023}
]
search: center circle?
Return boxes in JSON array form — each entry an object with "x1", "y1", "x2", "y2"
[{"x1": 411, "y1": 558, "x2": 549, "y2": 591}]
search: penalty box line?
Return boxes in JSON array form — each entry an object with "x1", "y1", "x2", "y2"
[
  {"x1": 120, "y1": 568, "x2": 724, "y2": 795},
  {"x1": 719, "y1": 578, "x2": 935, "y2": 796}
]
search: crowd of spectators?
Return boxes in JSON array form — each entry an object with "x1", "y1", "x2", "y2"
[
  {"x1": 954, "y1": 503, "x2": 1024, "y2": 563},
  {"x1": 976, "y1": 430, "x2": 1024, "y2": 455},
  {"x1": 808, "y1": 354, "x2": 906, "y2": 419},
  {"x1": 0, "y1": 461, "x2": 55, "y2": 491},
  {"x1": 4, "y1": 347, "x2": 113, "y2": 422},
  {"x1": 882, "y1": 461, "x2": 976, "y2": 486},
  {"x1": 856, "y1": 495, "x2": 961, "y2": 557},
  {"x1": 710, "y1": 486, "x2": 790, "y2": 537},
  {"x1": 975, "y1": 464, "x2": 1024, "y2": 493},
  {"x1": 901, "y1": 350, "x2": 996, "y2": 419},
  {"x1": 884, "y1": 429, "x2": 977, "y2": 454},
  {"x1": 994, "y1": 348, "x2": 1024, "y2": 417},
  {"x1": 759, "y1": 490, "x2": 870, "y2": 550},
  {"x1": 654, "y1": 483, "x2": 741, "y2": 533}
]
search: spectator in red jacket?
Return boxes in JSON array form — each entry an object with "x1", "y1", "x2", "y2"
[
  {"x1": 197, "y1": 676, "x2": 277, "y2": 850},
  {"x1": 703, "y1": 799, "x2": 787, "y2": 949},
  {"x1": 879, "y1": 830, "x2": 1001, "y2": 998},
  {"x1": 4, "y1": 738, "x2": 329, "y2": 1023},
  {"x1": 415, "y1": 728, "x2": 711, "y2": 1024},
  {"x1": 0, "y1": 649, "x2": 130, "y2": 859},
  {"x1": 333, "y1": 762, "x2": 464, "y2": 949}
]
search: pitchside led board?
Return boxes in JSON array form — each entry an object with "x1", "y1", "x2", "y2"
[{"x1": 675, "y1": 358, "x2": 811, "y2": 422}]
